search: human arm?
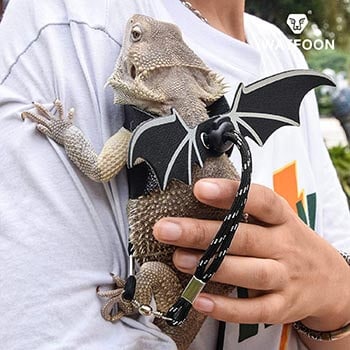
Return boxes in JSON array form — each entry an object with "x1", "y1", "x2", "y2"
[{"x1": 153, "y1": 178, "x2": 350, "y2": 349}]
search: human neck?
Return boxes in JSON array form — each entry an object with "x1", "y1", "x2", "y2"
[{"x1": 184, "y1": 0, "x2": 246, "y2": 41}]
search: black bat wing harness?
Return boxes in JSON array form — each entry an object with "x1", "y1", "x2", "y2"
[{"x1": 121, "y1": 70, "x2": 335, "y2": 326}]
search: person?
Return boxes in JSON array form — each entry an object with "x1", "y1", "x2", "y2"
[
  {"x1": 0, "y1": 0, "x2": 349, "y2": 349},
  {"x1": 0, "y1": 0, "x2": 9, "y2": 18}
]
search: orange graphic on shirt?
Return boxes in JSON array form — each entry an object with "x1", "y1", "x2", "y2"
[
  {"x1": 279, "y1": 324, "x2": 291, "y2": 350},
  {"x1": 274, "y1": 162, "x2": 301, "y2": 350},
  {"x1": 273, "y1": 161, "x2": 305, "y2": 213}
]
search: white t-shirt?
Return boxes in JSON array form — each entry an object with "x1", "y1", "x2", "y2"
[{"x1": 0, "y1": 1, "x2": 349, "y2": 349}]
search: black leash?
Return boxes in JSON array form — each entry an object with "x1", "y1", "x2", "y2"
[
  {"x1": 166, "y1": 130, "x2": 252, "y2": 325},
  {"x1": 216, "y1": 321, "x2": 227, "y2": 350}
]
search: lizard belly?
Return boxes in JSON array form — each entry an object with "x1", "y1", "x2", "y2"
[{"x1": 128, "y1": 155, "x2": 239, "y2": 269}]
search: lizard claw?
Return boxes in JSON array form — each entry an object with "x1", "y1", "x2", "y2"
[
  {"x1": 97, "y1": 274, "x2": 136, "y2": 322},
  {"x1": 100, "y1": 295, "x2": 126, "y2": 322},
  {"x1": 96, "y1": 273, "x2": 126, "y2": 298},
  {"x1": 22, "y1": 99, "x2": 76, "y2": 145},
  {"x1": 54, "y1": 99, "x2": 64, "y2": 119},
  {"x1": 96, "y1": 285, "x2": 124, "y2": 299},
  {"x1": 32, "y1": 102, "x2": 53, "y2": 120},
  {"x1": 67, "y1": 108, "x2": 75, "y2": 120},
  {"x1": 21, "y1": 110, "x2": 50, "y2": 127}
]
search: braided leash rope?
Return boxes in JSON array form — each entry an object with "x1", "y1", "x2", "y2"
[{"x1": 166, "y1": 130, "x2": 252, "y2": 325}]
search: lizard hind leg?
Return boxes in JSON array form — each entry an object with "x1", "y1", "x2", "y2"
[
  {"x1": 133, "y1": 261, "x2": 183, "y2": 314},
  {"x1": 134, "y1": 262, "x2": 205, "y2": 350}
]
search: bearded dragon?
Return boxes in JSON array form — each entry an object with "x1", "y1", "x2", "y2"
[{"x1": 22, "y1": 14, "x2": 239, "y2": 350}]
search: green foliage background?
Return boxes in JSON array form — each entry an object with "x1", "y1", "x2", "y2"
[{"x1": 328, "y1": 145, "x2": 350, "y2": 206}]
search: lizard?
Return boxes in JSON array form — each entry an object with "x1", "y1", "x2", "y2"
[{"x1": 22, "y1": 14, "x2": 240, "y2": 350}]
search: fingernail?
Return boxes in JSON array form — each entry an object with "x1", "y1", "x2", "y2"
[
  {"x1": 196, "y1": 180, "x2": 220, "y2": 200},
  {"x1": 154, "y1": 220, "x2": 181, "y2": 242},
  {"x1": 175, "y1": 251, "x2": 198, "y2": 270},
  {"x1": 194, "y1": 296, "x2": 215, "y2": 313}
]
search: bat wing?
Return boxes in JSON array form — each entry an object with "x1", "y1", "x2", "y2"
[
  {"x1": 128, "y1": 109, "x2": 207, "y2": 190},
  {"x1": 228, "y1": 69, "x2": 335, "y2": 146}
]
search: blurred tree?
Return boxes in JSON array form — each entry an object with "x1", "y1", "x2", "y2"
[
  {"x1": 328, "y1": 145, "x2": 350, "y2": 204},
  {"x1": 307, "y1": 49, "x2": 349, "y2": 72},
  {"x1": 246, "y1": 0, "x2": 350, "y2": 50},
  {"x1": 306, "y1": 48, "x2": 349, "y2": 116}
]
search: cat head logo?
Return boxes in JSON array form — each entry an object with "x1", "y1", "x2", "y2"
[{"x1": 287, "y1": 14, "x2": 308, "y2": 35}]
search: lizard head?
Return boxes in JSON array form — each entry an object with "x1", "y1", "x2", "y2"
[{"x1": 106, "y1": 14, "x2": 226, "y2": 116}]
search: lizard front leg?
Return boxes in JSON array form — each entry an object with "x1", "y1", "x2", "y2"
[{"x1": 22, "y1": 100, "x2": 131, "y2": 182}]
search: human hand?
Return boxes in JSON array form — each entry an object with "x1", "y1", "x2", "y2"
[{"x1": 153, "y1": 179, "x2": 350, "y2": 331}]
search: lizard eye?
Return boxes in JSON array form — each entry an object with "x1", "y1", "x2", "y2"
[{"x1": 131, "y1": 24, "x2": 142, "y2": 42}]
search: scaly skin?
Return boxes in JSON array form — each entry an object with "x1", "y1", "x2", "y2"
[{"x1": 22, "y1": 14, "x2": 239, "y2": 350}]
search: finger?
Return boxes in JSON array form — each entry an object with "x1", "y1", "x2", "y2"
[
  {"x1": 193, "y1": 178, "x2": 236, "y2": 209},
  {"x1": 21, "y1": 111, "x2": 49, "y2": 127},
  {"x1": 194, "y1": 179, "x2": 289, "y2": 225},
  {"x1": 193, "y1": 292, "x2": 286, "y2": 324},
  {"x1": 174, "y1": 250, "x2": 287, "y2": 290},
  {"x1": 153, "y1": 217, "x2": 220, "y2": 248},
  {"x1": 229, "y1": 223, "x2": 280, "y2": 257},
  {"x1": 153, "y1": 218, "x2": 280, "y2": 258}
]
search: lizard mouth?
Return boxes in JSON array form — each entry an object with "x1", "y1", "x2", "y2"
[
  {"x1": 106, "y1": 62, "x2": 166, "y2": 106},
  {"x1": 130, "y1": 64, "x2": 137, "y2": 80}
]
